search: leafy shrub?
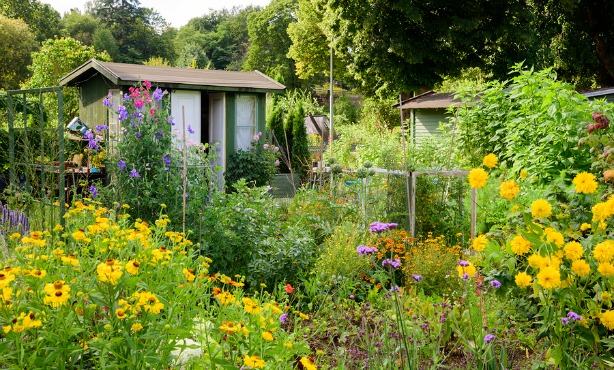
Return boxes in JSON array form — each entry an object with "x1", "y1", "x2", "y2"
[
  {"x1": 290, "y1": 103, "x2": 310, "y2": 181},
  {"x1": 224, "y1": 132, "x2": 278, "y2": 188}
]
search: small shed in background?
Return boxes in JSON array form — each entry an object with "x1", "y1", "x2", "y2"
[
  {"x1": 60, "y1": 58, "x2": 285, "y2": 173},
  {"x1": 580, "y1": 87, "x2": 614, "y2": 103},
  {"x1": 394, "y1": 91, "x2": 461, "y2": 144}
]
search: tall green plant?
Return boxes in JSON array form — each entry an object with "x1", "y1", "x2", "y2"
[{"x1": 291, "y1": 103, "x2": 310, "y2": 181}]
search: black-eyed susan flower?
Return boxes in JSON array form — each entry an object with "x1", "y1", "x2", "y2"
[
  {"x1": 242, "y1": 297, "x2": 262, "y2": 315},
  {"x1": 299, "y1": 357, "x2": 317, "y2": 370},
  {"x1": 96, "y1": 259, "x2": 123, "y2": 285},
  {"x1": 44, "y1": 290, "x2": 71, "y2": 307},
  {"x1": 182, "y1": 268, "x2": 196, "y2": 282},
  {"x1": 125, "y1": 260, "x2": 140, "y2": 275},
  {"x1": 116, "y1": 308, "x2": 127, "y2": 319}
]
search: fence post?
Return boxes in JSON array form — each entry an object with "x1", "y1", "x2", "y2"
[{"x1": 471, "y1": 188, "x2": 477, "y2": 239}]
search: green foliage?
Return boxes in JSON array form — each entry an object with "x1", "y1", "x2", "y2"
[
  {"x1": 225, "y1": 134, "x2": 278, "y2": 189},
  {"x1": 92, "y1": 28, "x2": 118, "y2": 59},
  {"x1": 0, "y1": 15, "x2": 37, "y2": 90},
  {"x1": 290, "y1": 103, "x2": 310, "y2": 181},
  {"x1": 455, "y1": 65, "x2": 598, "y2": 182},
  {"x1": 175, "y1": 43, "x2": 210, "y2": 69},
  {"x1": 0, "y1": 0, "x2": 62, "y2": 42},
  {"x1": 200, "y1": 180, "x2": 316, "y2": 288},
  {"x1": 244, "y1": 0, "x2": 299, "y2": 88},
  {"x1": 24, "y1": 37, "x2": 111, "y2": 123},
  {"x1": 333, "y1": 94, "x2": 360, "y2": 126},
  {"x1": 62, "y1": 11, "x2": 100, "y2": 46}
]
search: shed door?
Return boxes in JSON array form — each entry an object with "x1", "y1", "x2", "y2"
[{"x1": 171, "y1": 90, "x2": 201, "y2": 147}]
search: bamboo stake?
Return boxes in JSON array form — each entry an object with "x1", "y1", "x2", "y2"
[{"x1": 181, "y1": 106, "x2": 188, "y2": 234}]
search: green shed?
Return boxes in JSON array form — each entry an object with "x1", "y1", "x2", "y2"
[
  {"x1": 394, "y1": 91, "x2": 460, "y2": 144},
  {"x1": 59, "y1": 58, "x2": 285, "y2": 174}
]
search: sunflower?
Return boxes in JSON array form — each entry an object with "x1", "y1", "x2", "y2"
[
  {"x1": 531, "y1": 199, "x2": 552, "y2": 218},
  {"x1": 572, "y1": 172, "x2": 598, "y2": 194},
  {"x1": 468, "y1": 168, "x2": 488, "y2": 189}
]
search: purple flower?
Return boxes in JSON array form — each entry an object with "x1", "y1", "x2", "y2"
[
  {"x1": 279, "y1": 313, "x2": 288, "y2": 324},
  {"x1": 187, "y1": 125, "x2": 194, "y2": 134},
  {"x1": 567, "y1": 312, "x2": 582, "y2": 321},
  {"x1": 490, "y1": 280, "x2": 501, "y2": 288},
  {"x1": 102, "y1": 92, "x2": 113, "y2": 107},
  {"x1": 118, "y1": 106, "x2": 129, "y2": 121},
  {"x1": 412, "y1": 274, "x2": 422, "y2": 282},
  {"x1": 356, "y1": 245, "x2": 378, "y2": 256},
  {"x1": 484, "y1": 334, "x2": 495, "y2": 343},
  {"x1": 153, "y1": 87, "x2": 166, "y2": 102},
  {"x1": 89, "y1": 185, "x2": 98, "y2": 199},
  {"x1": 349, "y1": 295, "x2": 355, "y2": 300},
  {"x1": 390, "y1": 285, "x2": 400, "y2": 292},
  {"x1": 382, "y1": 258, "x2": 401, "y2": 269},
  {"x1": 117, "y1": 160, "x2": 127, "y2": 171},
  {"x1": 462, "y1": 273, "x2": 470, "y2": 280},
  {"x1": 458, "y1": 260, "x2": 470, "y2": 267},
  {"x1": 561, "y1": 317, "x2": 570, "y2": 325},
  {"x1": 168, "y1": 116, "x2": 175, "y2": 126},
  {"x1": 163, "y1": 155, "x2": 171, "y2": 167},
  {"x1": 95, "y1": 125, "x2": 108, "y2": 132},
  {"x1": 129, "y1": 169, "x2": 140, "y2": 178},
  {"x1": 135, "y1": 132, "x2": 142, "y2": 139},
  {"x1": 155, "y1": 129, "x2": 163, "y2": 140},
  {"x1": 369, "y1": 222, "x2": 398, "y2": 233}
]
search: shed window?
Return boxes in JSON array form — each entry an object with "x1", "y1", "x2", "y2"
[{"x1": 235, "y1": 95, "x2": 257, "y2": 151}]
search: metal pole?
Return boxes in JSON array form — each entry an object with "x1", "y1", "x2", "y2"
[
  {"x1": 398, "y1": 94, "x2": 411, "y2": 232},
  {"x1": 329, "y1": 45, "x2": 333, "y2": 156}
]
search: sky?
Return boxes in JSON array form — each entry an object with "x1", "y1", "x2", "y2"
[{"x1": 42, "y1": 0, "x2": 272, "y2": 28}]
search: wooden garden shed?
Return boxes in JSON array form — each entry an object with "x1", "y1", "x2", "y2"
[
  {"x1": 580, "y1": 87, "x2": 614, "y2": 102},
  {"x1": 394, "y1": 91, "x2": 461, "y2": 143},
  {"x1": 59, "y1": 58, "x2": 285, "y2": 173}
]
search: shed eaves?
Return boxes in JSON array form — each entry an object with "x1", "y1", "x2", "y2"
[
  {"x1": 60, "y1": 59, "x2": 286, "y2": 93},
  {"x1": 394, "y1": 91, "x2": 461, "y2": 109}
]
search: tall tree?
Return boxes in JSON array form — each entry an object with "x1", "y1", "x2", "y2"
[
  {"x1": 320, "y1": 0, "x2": 538, "y2": 96},
  {"x1": 0, "y1": 15, "x2": 37, "y2": 90},
  {"x1": 243, "y1": 0, "x2": 299, "y2": 88},
  {"x1": 0, "y1": 0, "x2": 62, "y2": 42},
  {"x1": 90, "y1": 0, "x2": 173, "y2": 64},
  {"x1": 62, "y1": 11, "x2": 100, "y2": 46}
]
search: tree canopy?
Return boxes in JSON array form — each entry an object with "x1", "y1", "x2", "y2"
[
  {"x1": 0, "y1": 15, "x2": 37, "y2": 90},
  {"x1": 0, "y1": 0, "x2": 62, "y2": 42}
]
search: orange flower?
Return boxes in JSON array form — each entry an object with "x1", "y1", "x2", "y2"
[{"x1": 285, "y1": 284, "x2": 294, "y2": 294}]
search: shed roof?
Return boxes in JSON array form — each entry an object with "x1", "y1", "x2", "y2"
[
  {"x1": 60, "y1": 58, "x2": 286, "y2": 93},
  {"x1": 579, "y1": 86, "x2": 614, "y2": 99},
  {"x1": 394, "y1": 91, "x2": 461, "y2": 109}
]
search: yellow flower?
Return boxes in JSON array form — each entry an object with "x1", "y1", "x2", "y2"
[
  {"x1": 563, "y1": 241, "x2": 583, "y2": 261},
  {"x1": 71, "y1": 229, "x2": 91, "y2": 243},
  {"x1": 299, "y1": 312, "x2": 310, "y2": 320},
  {"x1": 571, "y1": 259, "x2": 591, "y2": 276},
  {"x1": 217, "y1": 291, "x2": 235, "y2": 306},
  {"x1": 572, "y1": 172, "x2": 598, "y2": 194},
  {"x1": 580, "y1": 223, "x2": 592, "y2": 231},
  {"x1": 244, "y1": 355, "x2": 266, "y2": 369},
  {"x1": 261, "y1": 331, "x2": 274, "y2": 341},
  {"x1": 531, "y1": 199, "x2": 552, "y2": 218},
  {"x1": 519, "y1": 170, "x2": 528, "y2": 179},
  {"x1": 96, "y1": 259, "x2": 124, "y2": 285},
  {"x1": 61, "y1": 254, "x2": 80, "y2": 266},
  {"x1": 510, "y1": 235, "x2": 531, "y2": 255},
  {"x1": 31, "y1": 269, "x2": 46, "y2": 279},
  {"x1": 242, "y1": 297, "x2": 262, "y2": 315},
  {"x1": 131, "y1": 323, "x2": 143, "y2": 332},
  {"x1": 44, "y1": 280, "x2": 70, "y2": 296},
  {"x1": 457, "y1": 261, "x2": 477, "y2": 278},
  {"x1": 598, "y1": 262, "x2": 614, "y2": 277},
  {"x1": 499, "y1": 180, "x2": 520, "y2": 200},
  {"x1": 515, "y1": 271, "x2": 532, "y2": 287},
  {"x1": 468, "y1": 168, "x2": 488, "y2": 189},
  {"x1": 544, "y1": 228, "x2": 564, "y2": 248},
  {"x1": 219, "y1": 321, "x2": 239, "y2": 334},
  {"x1": 125, "y1": 260, "x2": 140, "y2": 275},
  {"x1": 600, "y1": 310, "x2": 614, "y2": 330},
  {"x1": 593, "y1": 241, "x2": 614, "y2": 263},
  {"x1": 182, "y1": 268, "x2": 196, "y2": 282},
  {"x1": 601, "y1": 292, "x2": 612, "y2": 302},
  {"x1": 44, "y1": 290, "x2": 71, "y2": 307},
  {"x1": 300, "y1": 357, "x2": 317, "y2": 370},
  {"x1": 116, "y1": 308, "x2": 127, "y2": 319},
  {"x1": 471, "y1": 235, "x2": 488, "y2": 252},
  {"x1": 483, "y1": 153, "x2": 498, "y2": 169},
  {"x1": 537, "y1": 266, "x2": 561, "y2": 289},
  {"x1": 284, "y1": 342, "x2": 293, "y2": 348}
]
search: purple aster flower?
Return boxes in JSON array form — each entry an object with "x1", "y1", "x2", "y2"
[
  {"x1": 279, "y1": 313, "x2": 288, "y2": 324},
  {"x1": 561, "y1": 317, "x2": 570, "y2": 325},
  {"x1": 412, "y1": 274, "x2": 423, "y2": 282},
  {"x1": 382, "y1": 258, "x2": 401, "y2": 269},
  {"x1": 462, "y1": 273, "x2": 470, "y2": 280},
  {"x1": 356, "y1": 245, "x2": 378, "y2": 256},
  {"x1": 129, "y1": 169, "x2": 140, "y2": 178},
  {"x1": 490, "y1": 280, "x2": 501, "y2": 288},
  {"x1": 118, "y1": 106, "x2": 129, "y2": 121},
  {"x1": 567, "y1": 312, "x2": 582, "y2": 321},
  {"x1": 187, "y1": 125, "x2": 194, "y2": 134},
  {"x1": 89, "y1": 185, "x2": 98, "y2": 199},
  {"x1": 484, "y1": 334, "x2": 495, "y2": 343},
  {"x1": 153, "y1": 87, "x2": 166, "y2": 102},
  {"x1": 458, "y1": 260, "x2": 470, "y2": 267},
  {"x1": 168, "y1": 116, "x2": 175, "y2": 126},
  {"x1": 369, "y1": 222, "x2": 398, "y2": 233},
  {"x1": 117, "y1": 160, "x2": 127, "y2": 171},
  {"x1": 102, "y1": 92, "x2": 113, "y2": 107}
]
